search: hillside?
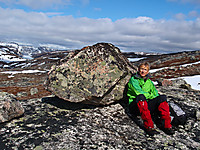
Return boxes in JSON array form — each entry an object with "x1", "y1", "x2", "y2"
[
  {"x1": 0, "y1": 44, "x2": 200, "y2": 99},
  {"x1": 0, "y1": 43, "x2": 199, "y2": 149}
]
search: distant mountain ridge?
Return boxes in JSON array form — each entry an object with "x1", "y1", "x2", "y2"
[
  {"x1": 0, "y1": 42, "x2": 25, "y2": 64},
  {"x1": 0, "y1": 42, "x2": 200, "y2": 81},
  {"x1": 0, "y1": 42, "x2": 59, "y2": 62},
  {"x1": 0, "y1": 42, "x2": 162, "y2": 64}
]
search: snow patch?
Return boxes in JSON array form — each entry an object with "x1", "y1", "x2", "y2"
[
  {"x1": 181, "y1": 61, "x2": 200, "y2": 67},
  {"x1": 169, "y1": 75, "x2": 200, "y2": 90},
  {"x1": 22, "y1": 55, "x2": 33, "y2": 60},
  {"x1": 149, "y1": 67, "x2": 168, "y2": 73},
  {"x1": 0, "y1": 70, "x2": 47, "y2": 74},
  {"x1": 128, "y1": 57, "x2": 146, "y2": 62},
  {"x1": 180, "y1": 75, "x2": 200, "y2": 91}
]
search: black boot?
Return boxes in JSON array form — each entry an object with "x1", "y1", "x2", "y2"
[
  {"x1": 144, "y1": 127, "x2": 159, "y2": 136},
  {"x1": 162, "y1": 128, "x2": 175, "y2": 135}
]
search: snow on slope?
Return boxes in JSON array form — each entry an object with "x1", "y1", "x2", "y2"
[
  {"x1": 149, "y1": 61, "x2": 200, "y2": 90},
  {"x1": 128, "y1": 57, "x2": 146, "y2": 62},
  {"x1": 179, "y1": 75, "x2": 200, "y2": 90},
  {"x1": 0, "y1": 42, "x2": 57, "y2": 63},
  {"x1": 0, "y1": 42, "x2": 26, "y2": 63},
  {"x1": 0, "y1": 42, "x2": 19, "y2": 49},
  {"x1": 0, "y1": 51, "x2": 26, "y2": 63}
]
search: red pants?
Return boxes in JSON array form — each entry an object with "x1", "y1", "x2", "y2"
[{"x1": 131, "y1": 94, "x2": 172, "y2": 129}]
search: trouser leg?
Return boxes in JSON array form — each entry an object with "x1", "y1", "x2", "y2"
[
  {"x1": 149, "y1": 95, "x2": 172, "y2": 128},
  {"x1": 158, "y1": 100, "x2": 172, "y2": 128},
  {"x1": 136, "y1": 94, "x2": 154, "y2": 129},
  {"x1": 155, "y1": 95, "x2": 175, "y2": 134}
]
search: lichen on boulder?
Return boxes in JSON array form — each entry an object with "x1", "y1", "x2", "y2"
[{"x1": 44, "y1": 43, "x2": 136, "y2": 105}]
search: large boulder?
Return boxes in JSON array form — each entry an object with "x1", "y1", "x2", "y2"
[
  {"x1": 44, "y1": 43, "x2": 136, "y2": 105},
  {"x1": 0, "y1": 92, "x2": 24, "y2": 123}
]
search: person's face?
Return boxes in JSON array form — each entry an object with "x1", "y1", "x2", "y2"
[{"x1": 139, "y1": 65, "x2": 149, "y2": 77}]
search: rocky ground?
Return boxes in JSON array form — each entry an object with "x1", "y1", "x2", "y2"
[
  {"x1": 0, "y1": 83, "x2": 199, "y2": 150},
  {"x1": 0, "y1": 45, "x2": 200, "y2": 149}
]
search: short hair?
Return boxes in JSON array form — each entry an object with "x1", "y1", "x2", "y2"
[{"x1": 138, "y1": 62, "x2": 150, "y2": 70}]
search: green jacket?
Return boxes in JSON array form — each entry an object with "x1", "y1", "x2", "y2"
[{"x1": 127, "y1": 73, "x2": 159, "y2": 104}]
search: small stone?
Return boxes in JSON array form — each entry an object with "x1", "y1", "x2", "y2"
[
  {"x1": 30, "y1": 87, "x2": 39, "y2": 95},
  {"x1": 34, "y1": 146, "x2": 43, "y2": 150},
  {"x1": 162, "y1": 79, "x2": 173, "y2": 87},
  {"x1": 0, "y1": 92, "x2": 24, "y2": 123},
  {"x1": 196, "y1": 110, "x2": 200, "y2": 121},
  {"x1": 17, "y1": 91, "x2": 28, "y2": 97}
]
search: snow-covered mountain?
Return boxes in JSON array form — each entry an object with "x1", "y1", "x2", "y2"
[
  {"x1": 0, "y1": 42, "x2": 60, "y2": 64},
  {"x1": 0, "y1": 42, "x2": 25, "y2": 63},
  {"x1": 20, "y1": 45, "x2": 58, "y2": 57},
  {"x1": 0, "y1": 42, "x2": 71, "y2": 69}
]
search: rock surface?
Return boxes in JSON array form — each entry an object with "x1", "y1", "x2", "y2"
[
  {"x1": 0, "y1": 83, "x2": 199, "y2": 150},
  {"x1": 0, "y1": 92, "x2": 24, "y2": 123},
  {"x1": 45, "y1": 43, "x2": 136, "y2": 105}
]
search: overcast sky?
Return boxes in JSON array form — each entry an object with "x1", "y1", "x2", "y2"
[{"x1": 0, "y1": 0, "x2": 200, "y2": 53}]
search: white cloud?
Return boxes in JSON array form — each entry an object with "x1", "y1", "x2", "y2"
[
  {"x1": 168, "y1": 0, "x2": 200, "y2": 4},
  {"x1": 80, "y1": 0, "x2": 90, "y2": 6},
  {"x1": 188, "y1": 10, "x2": 200, "y2": 18},
  {"x1": 174, "y1": 13, "x2": 186, "y2": 20},
  {"x1": 0, "y1": 0, "x2": 91, "y2": 10},
  {"x1": 181, "y1": 0, "x2": 200, "y2": 4},
  {"x1": 0, "y1": 0, "x2": 71, "y2": 9},
  {"x1": 94, "y1": 8, "x2": 102, "y2": 11},
  {"x1": 173, "y1": 11, "x2": 200, "y2": 21},
  {"x1": 0, "y1": 7, "x2": 200, "y2": 53}
]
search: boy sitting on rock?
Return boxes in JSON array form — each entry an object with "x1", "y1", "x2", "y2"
[{"x1": 127, "y1": 62, "x2": 175, "y2": 136}]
